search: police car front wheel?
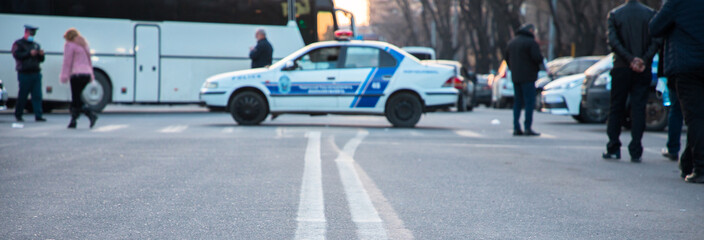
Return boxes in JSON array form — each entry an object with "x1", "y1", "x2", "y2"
[
  {"x1": 229, "y1": 91, "x2": 268, "y2": 125},
  {"x1": 385, "y1": 93, "x2": 422, "y2": 128}
]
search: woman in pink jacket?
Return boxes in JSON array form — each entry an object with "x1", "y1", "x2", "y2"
[{"x1": 60, "y1": 28, "x2": 97, "y2": 129}]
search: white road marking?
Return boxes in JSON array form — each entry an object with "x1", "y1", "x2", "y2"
[
  {"x1": 295, "y1": 131, "x2": 326, "y2": 240},
  {"x1": 92, "y1": 124, "x2": 128, "y2": 133},
  {"x1": 159, "y1": 125, "x2": 188, "y2": 133},
  {"x1": 222, "y1": 127, "x2": 234, "y2": 133},
  {"x1": 336, "y1": 131, "x2": 389, "y2": 240},
  {"x1": 454, "y1": 130, "x2": 484, "y2": 138},
  {"x1": 541, "y1": 133, "x2": 557, "y2": 139}
]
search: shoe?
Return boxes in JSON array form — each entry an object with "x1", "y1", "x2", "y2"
[
  {"x1": 524, "y1": 130, "x2": 541, "y2": 137},
  {"x1": 67, "y1": 119, "x2": 77, "y2": 129},
  {"x1": 661, "y1": 148, "x2": 678, "y2": 161},
  {"x1": 35, "y1": 117, "x2": 47, "y2": 122},
  {"x1": 684, "y1": 173, "x2": 704, "y2": 183},
  {"x1": 15, "y1": 117, "x2": 24, "y2": 122},
  {"x1": 88, "y1": 114, "x2": 98, "y2": 128},
  {"x1": 513, "y1": 130, "x2": 523, "y2": 136},
  {"x1": 631, "y1": 157, "x2": 642, "y2": 163},
  {"x1": 602, "y1": 152, "x2": 621, "y2": 160}
]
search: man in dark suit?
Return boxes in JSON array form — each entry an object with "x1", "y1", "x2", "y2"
[
  {"x1": 249, "y1": 29, "x2": 273, "y2": 68},
  {"x1": 603, "y1": 0, "x2": 660, "y2": 162},
  {"x1": 650, "y1": 0, "x2": 704, "y2": 183}
]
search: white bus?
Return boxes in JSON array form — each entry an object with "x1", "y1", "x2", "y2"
[{"x1": 1, "y1": 0, "x2": 349, "y2": 111}]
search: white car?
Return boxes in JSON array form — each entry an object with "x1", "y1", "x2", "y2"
[
  {"x1": 200, "y1": 36, "x2": 458, "y2": 128},
  {"x1": 540, "y1": 73, "x2": 586, "y2": 121}
]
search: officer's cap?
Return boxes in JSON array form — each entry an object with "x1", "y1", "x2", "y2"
[{"x1": 24, "y1": 25, "x2": 39, "y2": 31}]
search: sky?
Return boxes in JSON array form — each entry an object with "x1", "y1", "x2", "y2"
[{"x1": 333, "y1": 0, "x2": 369, "y2": 26}]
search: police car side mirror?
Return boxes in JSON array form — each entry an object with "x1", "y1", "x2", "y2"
[{"x1": 282, "y1": 61, "x2": 296, "y2": 71}]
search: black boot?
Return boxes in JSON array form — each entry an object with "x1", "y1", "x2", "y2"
[
  {"x1": 68, "y1": 107, "x2": 80, "y2": 129},
  {"x1": 82, "y1": 106, "x2": 98, "y2": 128}
]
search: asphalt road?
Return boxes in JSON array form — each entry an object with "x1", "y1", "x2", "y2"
[{"x1": 1, "y1": 106, "x2": 702, "y2": 239}]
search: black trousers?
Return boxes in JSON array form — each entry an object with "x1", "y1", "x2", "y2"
[
  {"x1": 15, "y1": 72, "x2": 43, "y2": 119},
  {"x1": 675, "y1": 71, "x2": 704, "y2": 175},
  {"x1": 606, "y1": 68, "x2": 650, "y2": 157},
  {"x1": 70, "y1": 74, "x2": 91, "y2": 114}
]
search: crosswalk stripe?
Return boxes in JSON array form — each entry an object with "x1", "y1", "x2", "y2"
[
  {"x1": 336, "y1": 130, "x2": 389, "y2": 240},
  {"x1": 454, "y1": 130, "x2": 484, "y2": 138},
  {"x1": 294, "y1": 132, "x2": 326, "y2": 240},
  {"x1": 159, "y1": 125, "x2": 188, "y2": 133},
  {"x1": 92, "y1": 124, "x2": 128, "y2": 132}
]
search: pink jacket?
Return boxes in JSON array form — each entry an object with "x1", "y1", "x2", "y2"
[{"x1": 60, "y1": 39, "x2": 93, "y2": 83}]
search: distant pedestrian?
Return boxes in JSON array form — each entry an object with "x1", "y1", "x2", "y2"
[
  {"x1": 650, "y1": 0, "x2": 704, "y2": 183},
  {"x1": 603, "y1": 0, "x2": 660, "y2": 162},
  {"x1": 661, "y1": 77, "x2": 683, "y2": 161},
  {"x1": 11, "y1": 25, "x2": 46, "y2": 122},
  {"x1": 249, "y1": 28, "x2": 273, "y2": 68},
  {"x1": 60, "y1": 28, "x2": 98, "y2": 129},
  {"x1": 505, "y1": 23, "x2": 544, "y2": 137}
]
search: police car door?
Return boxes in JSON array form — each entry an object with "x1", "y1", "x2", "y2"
[
  {"x1": 339, "y1": 46, "x2": 399, "y2": 110},
  {"x1": 273, "y1": 46, "x2": 341, "y2": 111}
]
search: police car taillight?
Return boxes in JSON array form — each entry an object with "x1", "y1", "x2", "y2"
[
  {"x1": 334, "y1": 30, "x2": 354, "y2": 41},
  {"x1": 443, "y1": 77, "x2": 463, "y2": 89}
]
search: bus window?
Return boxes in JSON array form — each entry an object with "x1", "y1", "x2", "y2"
[{"x1": 317, "y1": 11, "x2": 334, "y2": 41}]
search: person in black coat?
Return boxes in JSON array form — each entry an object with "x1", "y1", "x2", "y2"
[
  {"x1": 11, "y1": 25, "x2": 46, "y2": 122},
  {"x1": 505, "y1": 23, "x2": 544, "y2": 137},
  {"x1": 249, "y1": 29, "x2": 273, "y2": 69},
  {"x1": 650, "y1": 0, "x2": 704, "y2": 183},
  {"x1": 603, "y1": 0, "x2": 660, "y2": 162}
]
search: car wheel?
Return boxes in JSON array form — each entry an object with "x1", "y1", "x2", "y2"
[
  {"x1": 457, "y1": 95, "x2": 467, "y2": 112},
  {"x1": 645, "y1": 92, "x2": 668, "y2": 131},
  {"x1": 82, "y1": 71, "x2": 112, "y2": 112},
  {"x1": 229, "y1": 91, "x2": 268, "y2": 125},
  {"x1": 578, "y1": 103, "x2": 607, "y2": 123},
  {"x1": 385, "y1": 92, "x2": 422, "y2": 128},
  {"x1": 572, "y1": 115, "x2": 585, "y2": 123}
]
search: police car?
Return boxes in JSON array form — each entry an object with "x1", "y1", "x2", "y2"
[{"x1": 200, "y1": 31, "x2": 458, "y2": 128}]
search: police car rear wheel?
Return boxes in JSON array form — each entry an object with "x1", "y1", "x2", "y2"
[
  {"x1": 230, "y1": 91, "x2": 268, "y2": 125},
  {"x1": 385, "y1": 93, "x2": 422, "y2": 128}
]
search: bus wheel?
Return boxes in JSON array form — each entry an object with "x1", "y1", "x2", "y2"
[
  {"x1": 229, "y1": 91, "x2": 268, "y2": 125},
  {"x1": 82, "y1": 71, "x2": 112, "y2": 112},
  {"x1": 385, "y1": 92, "x2": 422, "y2": 128}
]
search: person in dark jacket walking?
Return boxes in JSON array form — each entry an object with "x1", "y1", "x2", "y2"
[
  {"x1": 650, "y1": 0, "x2": 704, "y2": 183},
  {"x1": 505, "y1": 23, "x2": 544, "y2": 136},
  {"x1": 249, "y1": 29, "x2": 273, "y2": 68},
  {"x1": 603, "y1": 0, "x2": 660, "y2": 162},
  {"x1": 11, "y1": 25, "x2": 46, "y2": 122}
]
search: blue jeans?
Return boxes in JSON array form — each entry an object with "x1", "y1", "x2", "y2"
[
  {"x1": 513, "y1": 82, "x2": 536, "y2": 131},
  {"x1": 667, "y1": 79, "x2": 683, "y2": 155},
  {"x1": 15, "y1": 72, "x2": 43, "y2": 119}
]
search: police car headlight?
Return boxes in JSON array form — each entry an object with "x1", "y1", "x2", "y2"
[
  {"x1": 593, "y1": 74, "x2": 610, "y2": 87},
  {"x1": 203, "y1": 82, "x2": 218, "y2": 89},
  {"x1": 566, "y1": 79, "x2": 582, "y2": 89}
]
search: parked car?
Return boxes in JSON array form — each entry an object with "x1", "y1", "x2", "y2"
[
  {"x1": 422, "y1": 60, "x2": 475, "y2": 112},
  {"x1": 535, "y1": 56, "x2": 602, "y2": 109},
  {"x1": 402, "y1": 46, "x2": 436, "y2": 60},
  {"x1": 474, "y1": 74, "x2": 492, "y2": 107},
  {"x1": 580, "y1": 54, "x2": 668, "y2": 130},
  {"x1": 540, "y1": 73, "x2": 587, "y2": 120},
  {"x1": 0, "y1": 79, "x2": 6, "y2": 110}
]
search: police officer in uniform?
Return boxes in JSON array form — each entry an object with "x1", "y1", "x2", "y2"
[{"x1": 11, "y1": 25, "x2": 46, "y2": 122}]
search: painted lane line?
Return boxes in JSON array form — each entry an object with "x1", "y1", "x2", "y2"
[
  {"x1": 222, "y1": 127, "x2": 234, "y2": 133},
  {"x1": 295, "y1": 131, "x2": 326, "y2": 240},
  {"x1": 541, "y1": 133, "x2": 557, "y2": 139},
  {"x1": 336, "y1": 131, "x2": 389, "y2": 240},
  {"x1": 159, "y1": 125, "x2": 188, "y2": 133},
  {"x1": 454, "y1": 130, "x2": 484, "y2": 138},
  {"x1": 92, "y1": 124, "x2": 128, "y2": 132}
]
